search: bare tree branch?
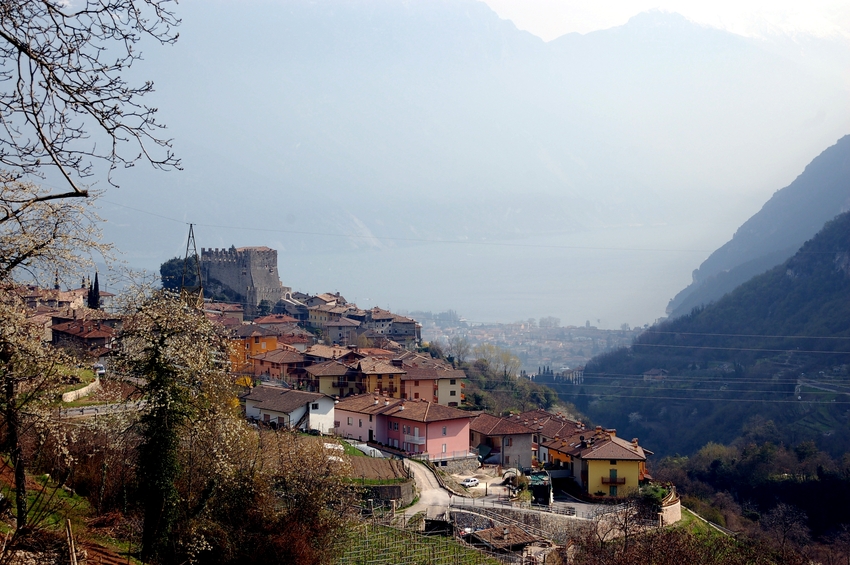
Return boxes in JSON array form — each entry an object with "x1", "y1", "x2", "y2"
[{"x1": 0, "y1": 0, "x2": 181, "y2": 196}]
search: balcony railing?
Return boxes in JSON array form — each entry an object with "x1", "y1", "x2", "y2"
[
  {"x1": 332, "y1": 381, "x2": 348, "y2": 388},
  {"x1": 403, "y1": 434, "x2": 426, "y2": 445},
  {"x1": 601, "y1": 477, "x2": 626, "y2": 485}
]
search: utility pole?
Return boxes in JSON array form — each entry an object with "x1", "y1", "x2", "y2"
[{"x1": 180, "y1": 224, "x2": 204, "y2": 309}]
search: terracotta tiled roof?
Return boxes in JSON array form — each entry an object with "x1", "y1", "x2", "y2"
[
  {"x1": 305, "y1": 345, "x2": 355, "y2": 360},
  {"x1": 470, "y1": 413, "x2": 535, "y2": 436},
  {"x1": 250, "y1": 348, "x2": 305, "y2": 365},
  {"x1": 514, "y1": 408, "x2": 582, "y2": 439},
  {"x1": 566, "y1": 431, "x2": 648, "y2": 461},
  {"x1": 325, "y1": 318, "x2": 360, "y2": 327},
  {"x1": 469, "y1": 525, "x2": 538, "y2": 550},
  {"x1": 232, "y1": 324, "x2": 278, "y2": 338},
  {"x1": 305, "y1": 360, "x2": 350, "y2": 377},
  {"x1": 254, "y1": 314, "x2": 299, "y2": 325},
  {"x1": 335, "y1": 394, "x2": 402, "y2": 416},
  {"x1": 205, "y1": 312, "x2": 242, "y2": 329},
  {"x1": 241, "y1": 386, "x2": 325, "y2": 414},
  {"x1": 382, "y1": 399, "x2": 471, "y2": 423},
  {"x1": 52, "y1": 320, "x2": 116, "y2": 339},
  {"x1": 354, "y1": 357, "x2": 406, "y2": 375},
  {"x1": 205, "y1": 302, "x2": 244, "y2": 313},
  {"x1": 356, "y1": 348, "x2": 395, "y2": 358}
]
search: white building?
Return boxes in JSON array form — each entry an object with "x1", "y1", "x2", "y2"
[{"x1": 242, "y1": 386, "x2": 336, "y2": 434}]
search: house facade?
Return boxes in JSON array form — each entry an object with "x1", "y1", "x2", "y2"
[
  {"x1": 335, "y1": 395, "x2": 472, "y2": 461},
  {"x1": 242, "y1": 386, "x2": 336, "y2": 433},
  {"x1": 566, "y1": 427, "x2": 651, "y2": 497},
  {"x1": 470, "y1": 413, "x2": 535, "y2": 469}
]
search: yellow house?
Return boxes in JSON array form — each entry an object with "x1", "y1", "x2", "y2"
[
  {"x1": 355, "y1": 356, "x2": 406, "y2": 398},
  {"x1": 567, "y1": 427, "x2": 651, "y2": 498}
]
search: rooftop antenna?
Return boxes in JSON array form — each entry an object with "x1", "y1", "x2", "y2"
[{"x1": 181, "y1": 224, "x2": 204, "y2": 309}]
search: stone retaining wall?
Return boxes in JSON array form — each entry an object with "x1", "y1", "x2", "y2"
[
  {"x1": 363, "y1": 480, "x2": 416, "y2": 507},
  {"x1": 62, "y1": 379, "x2": 101, "y2": 403},
  {"x1": 426, "y1": 456, "x2": 479, "y2": 475},
  {"x1": 453, "y1": 505, "x2": 584, "y2": 544}
]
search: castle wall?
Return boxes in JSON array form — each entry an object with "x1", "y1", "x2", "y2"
[{"x1": 200, "y1": 246, "x2": 291, "y2": 314}]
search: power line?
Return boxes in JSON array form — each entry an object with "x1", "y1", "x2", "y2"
[
  {"x1": 641, "y1": 330, "x2": 850, "y2": 340},
  {"x1": 632, "y1": 343, "x2": 850, "y2": 354},
  {"x1": 99, "y1": 199, "x2": 715, "y2": 253}
]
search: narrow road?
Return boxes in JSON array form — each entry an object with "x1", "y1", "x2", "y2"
[{"x1": 401, "y1": 459, "x2": 450, "y2": 519}]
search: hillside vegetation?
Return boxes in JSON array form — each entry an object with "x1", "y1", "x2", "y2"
[{"x1": 553, "y1": 211, "x2": 850, "y2": 458}]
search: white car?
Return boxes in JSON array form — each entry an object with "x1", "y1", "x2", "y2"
[{"x1": 460, "y1": 477, "x2": 479, "y2": 488}]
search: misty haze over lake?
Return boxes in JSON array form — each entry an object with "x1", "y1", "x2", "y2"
[{"x1": 99, "y1": 0, "x2": 850, "y2": 328}]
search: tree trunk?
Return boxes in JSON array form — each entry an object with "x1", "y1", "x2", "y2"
[{"x1": 5, "y1": 377, "x2": 27, "y2": 530}]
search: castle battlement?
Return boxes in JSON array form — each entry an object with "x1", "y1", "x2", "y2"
[{"x1": 200, "y1": 245, "x2": 291, "y2": 317}]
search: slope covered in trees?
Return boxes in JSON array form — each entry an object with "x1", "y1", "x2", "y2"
[{"x1": 554, "y1": 211, "x2": 850, "y2": 457}]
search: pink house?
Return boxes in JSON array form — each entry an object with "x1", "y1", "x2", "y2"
[
  {"x1": 335, "y1": 394, "x2": 396, "y2": 443},
  {"x1": 335, "y1": 395, "x2": 473, "y2": 461},
  {"x1": 383, "y1": 400, "x2": 471, "y2": 460}
]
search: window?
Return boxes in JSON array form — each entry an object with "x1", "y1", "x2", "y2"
[
  {"x1": 610, "y1": 460, "x2": 617, "y2": 465},
  {"x1": 414, "y1": 392, "x2": 419, "y2": 399},
  {"x1": 505, "y1": 455, "x2": 510, "y2": 464},
  {"x1": 261, "y1": 342, "x2": 266, "y2": 349},
  {"x1": 347, "y1": 417, "x2": 353, "y2": 425},
  {"x1": 254, "y1": 337, "x2": 259, "y2": 344},
  {"x1": 450, "y1": 379, "x2": 456, "y2": 385},
  {"x1": 609, "y1": 485, "x2": 618, "y2": 497},
  {"x1": 359, "y1": 419, "x2": 362, "y2": 428},
  {"x1": 369, "y1": 415, "x2": 373, "y2": 422},
  {"x1": 393, "y1": 422, "x2": 399, "y2": 431},
  {"x1": 388, "y1": 421, "x2": 392, "y2": 430},
  {"x1": 450, "y1": 390, "x2": 456, "y2": 396},
  {"x1": 414, "y1": 381, "x2": 419, "y2": 386},
  {"x1": 442, "y1": 444, "x2": 447, "y2": 453},
  {"x1": 505, "y1": 437, "x2": 512, "y2": 447},
  {"x1": 442, "y1": 426, "x2": 447, "y2": 436},
  {"x1": 311, "y1": 403, "x2": 319, "y2": 410}
]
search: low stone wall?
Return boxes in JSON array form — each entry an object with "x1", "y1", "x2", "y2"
[
  {"x1": 660, "y1": 487, "x2": 682, "y2": 526},
  {"x1": 453, "y1": 505, "x2": 584, "y2": 544},
  {"x1": 426, "y1": 456, "x2": 479, "y2": 475},
  {"x1": 363, "y1": 480, "x2": 416, "y2": 507},
  {"x1": 62, "y1": 379, "x2": 101, "y2": 403}
]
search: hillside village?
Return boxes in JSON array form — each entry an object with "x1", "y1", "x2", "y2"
[{"x1": 14, "y1": 245, "x2": 658, "y2": 508}]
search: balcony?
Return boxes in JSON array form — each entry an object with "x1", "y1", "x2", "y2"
[
  {"x1": 404, "y1": 434, "x2": 426, "y2": 445},
  {"x1": 601, "y1": 477, "x2": 626, "y2": 485},
  {"x1": 331, "y1": 381, "x2": 348, "y2": 388}
]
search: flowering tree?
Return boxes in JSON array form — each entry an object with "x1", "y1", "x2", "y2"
[
  {"x1": 0, "y1": 287, "x2": 74, "y2": 531},
  {"x1": 117, "y1": 290, "x2": 236, "y2": 562}
]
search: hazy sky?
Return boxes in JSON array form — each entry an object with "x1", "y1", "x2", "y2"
[{"x1": 480, "y1": 0, "x2": 850, "y2": 41}]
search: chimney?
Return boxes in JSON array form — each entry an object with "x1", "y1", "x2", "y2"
[
  {"x1": 632, "y1": 438, "x2": 639, "y2": 446},
  {"x1": 595, "y1": 425, "x2": 602, "y2": 432}
]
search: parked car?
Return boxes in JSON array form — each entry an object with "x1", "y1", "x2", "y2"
[
  {"x1": 92, "y1": 363, "x2": 106, "y2": 377},
  {"x1": 460, "y1": 477, "x2": 479, "y2": 488}
]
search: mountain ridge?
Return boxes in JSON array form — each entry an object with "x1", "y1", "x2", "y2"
[{"x1": 667, "y1": 134, "x2": 850, "y2": 319}]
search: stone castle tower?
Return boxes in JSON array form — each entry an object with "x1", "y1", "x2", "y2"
[{"x1": 200, "y1": 246, "x2": 291, "y2": 314}]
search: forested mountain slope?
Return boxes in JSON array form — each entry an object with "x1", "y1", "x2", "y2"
[
  {"x1": 667, "y1": 135, "x2": 850, "y2": 319},
  {"x1": 547, "y1": 211, "x2": 850, "y2": 457}
]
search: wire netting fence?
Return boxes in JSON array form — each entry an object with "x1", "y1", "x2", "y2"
[{"x1": 334, "y1": 522, "x2": 518, "y2": 565}]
